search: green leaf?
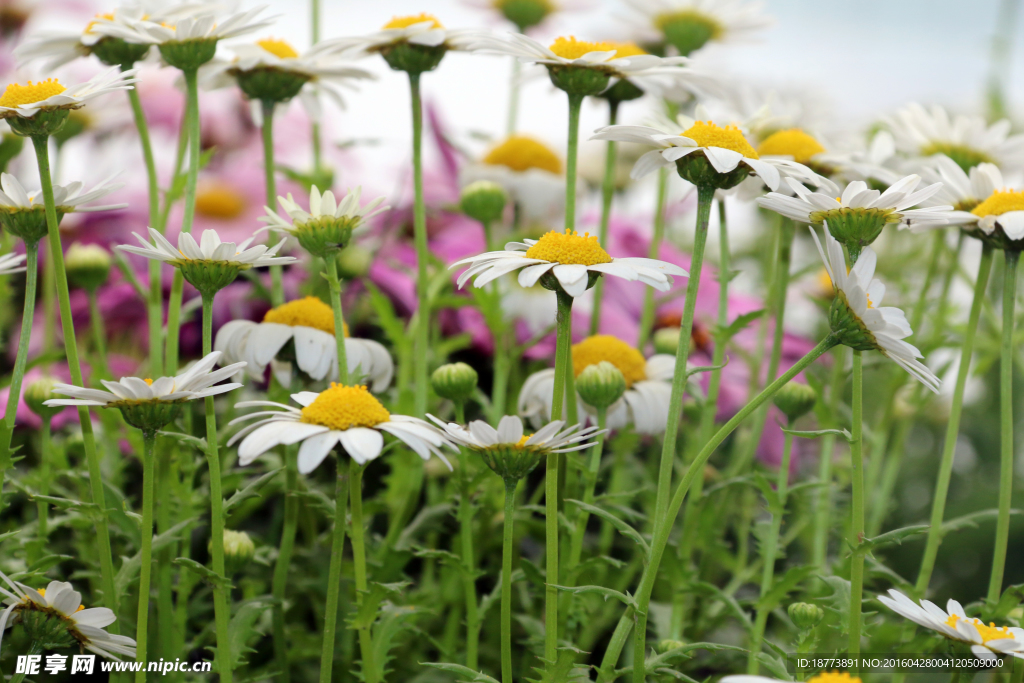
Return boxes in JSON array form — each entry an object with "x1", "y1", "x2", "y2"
[
  {"x1": 856, "y1": 524, "x2": 929, "y2": 554},
  {"x1": 227, "y1": 598, "x2": 271, "y2": 668},
  {"x1": 690, "y1": 582, "x2": 752, "y2": 631},
  {"x1": 420, "y1": 663, "x2": 500, "y2": 683},
  {"x1": 564, "y1": 499, "x2": 649, "y2": 555},
  {"x1": 157, "y1": 430, "x2": 207, "y2": 452},
  {"x1": 643, "y1": 641, "x2": 747, "y2": 671},
  {"x1": 526, "y1": 646, "x2": 590, "y2": 683},
  {"x1": 364, "y1": 282, "x2": 410, "y2": 352},
  {"x1": 781, "y1": 427, "x2": 854, "y2": 441},
  {"x1": 172, "y1": 557, "x2": 232, "y2": 589},
  {"x1": 115, "y1": 518, "x2": 195, "y2": 596},
  {"x1": 756, "y1": 652, "x2": 792, "y2": 680},
  {"x1": 223, "y1": 468, "x2": 284, "y2": 516},
  {"x1": 716, "y1": 309, "x2": 766, "y2": 343},
  {"x1": 394, "y1": 504, "x2": 451, "y2": 551},
  {"x1": 990, "y1": 583, "x2": 1024, "y2": 620},
  {"x1": 373, "y1": 602, "x2": 423, "y2": 680},
  {"x1": 550, "y1": 584, "x2": 637, "y2": 609},
  {"x1": 820, "y1": 574, "x2": 851, "y2": 634},
  {"x1": 758, "y1": 565, "x2": 815, "y2": 610},
  {"x1": 941, "y1": 508, "x2": 1022, "y2": 535},
  {"x1": 348, "y1": 582, "x2": 409, "y2": 630}
]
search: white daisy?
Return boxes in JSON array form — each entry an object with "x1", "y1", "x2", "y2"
[
  {"x1": 215, "y1": 296, "x2": 394, "y2": 391},
  {"x1": 884, "y1": 103, "x2": 1024, "y2": 172},
  {"x1": 518, "y1": 334, "x2": 676, "y2": 434},
  {"x1": 93, "y1": 5, "x2": 276, "y2": 46},
  {"x1": 826, "y1": 130, "x2": 905, "y2": 187},
  {"x1": 460, "y1": 135, "x2": 568, "y2": 222},
  {"x1": 758, "y1": 175, "x2": 952, "y2": 232},
  {"x1": 260, "y1": 185, "x2": 388, "y2": 257},
  {"x1": 917, "y1": 155, "x2": 1011, "y2": 231},
  {"x1": 810, "y1": 225, "x2": 941, "y2": 393},
  {"x1": 228, "y1": 384, "x2": 456, "y2": 473},
  {"x1": 0, "y1": 67, "x2": 136, "y2": 120},
  {"x1": 0, "y1": 172, "x2": 126, "y2": 213},
  {"x1": 878, "y1": 589, "x2": 1024, "y2": 663},
  {"x1": 0, "y1": 571, "x2": 137, "y2": 659},
  {"x1": 959, "y1": 188, "x2": 1024, "y2": 242},
  {"x1": 452, "y1": 229, "x2": 688, "y2": 298},
  {"x1": 0, "y1": 253, "x2": 27, "y2": 275},
  {"x1": 623, "y1": 0, "x2": 773, "y2": 55},
  {"x1": 118, "y1": 227, "x2": 297, "y2": 270},
  {"x1": 330, "y1": 13, "x2": 478, "y2": 55}
]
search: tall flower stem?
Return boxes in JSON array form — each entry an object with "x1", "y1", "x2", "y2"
[
  {"x1": 453, "y1": 401, "x2": 481, "y2": 669},
  {"x1": 915, "y1": 243, "x2": 994, "y2": 593},
  {"x1": 636, "y1": 168, "x2": 670, "y2": 351},
  {"x1": 564, "y1": 93, "x2": 583, "y2": 234},
  {"x1": 500, "y1": 478, "x2": 518, "y2": 683},
  {"x1": 262, "y1": 100, "x2": 285, "y2": 307},
  {"x1": 598, "y1": 335, "x2": 838, "y2": 683},
  {"x1": 87, "y1": 289, "x2": 109, "y2": 378},
  {"x1": 165, "y1": 68, "x2": 201, "y2": 374},
  {"x1": 324, "y1": 257, "x2": 350, "y2": 385},
  {"x1": 848, "y1": 350, "x2": 865, "y2": 658},
  {"x1": 32, "y1": 134, "x2": 119, "y2": 625},
  {"x1": 409, "y1": 73, "x2": 429, "y2": 418},
  {"x1": 567, "y1": 406, "x2": 608, "y2": 576},
  {"x1": 350, "y1": 463, "x2": 378, "y2": 683},
  {"x1": 811, "y1": 345, "x2": 846, "y2": 570},
  {"x1": 310, "y1": 0, "x2": 323, "y2": 174},
  {"x1": 318, "y1": 459, "x2": 350, "y2": 683},
  {"x1": 589, "y1": 100, "x2": 619, "y2": 335},
  {"x1": 133, "y1": 432, "x2": 157, "y2": 683},
  {"x1": 35, "y1": 416, "x2": 52, "y2": 557},
  {"x1": 747, "y1": 428, "x2": 794, "y2": 671},
  {"x1": 506, "y1": 59, "x2": 521, "y2": 136},
  {"x1": 201, "y1": 292, "x2": 233, "y2": 683},
  {"x1": 272, "y1": 444, "x2": 299, "y2": 683},
  {"x1": 988, "y1": 248, "x2": 1019, "y2": 606}
]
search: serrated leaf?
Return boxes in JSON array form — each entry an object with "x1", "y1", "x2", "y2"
[
  {"x1": 643, "y1": 641, "x2": 747, "y2": 671},
  {"x1": 690, "y1": 582, "x2": 752, "y2": 631},
  {"x1": 781, "y1": 427, "x2": 854, "y2": 441},
  {"x1": 172, "y1": 557, "x2": 232, "y2": 589},
  {"x1": 716, "y1": 309, "x2": 766, "y2": 342},
  {"x1": 941, "y1": 508, "x2": 1022, "y2": 536},
  {"x1": 420, "y1": 663, "x2": 500, "y2": 683},
  {"x1": 551, "y1": 584, "x2": 637, "y2": 608},
  {"x1": 226, "y1": 598, "x2": 271, "y2": 668},
  {"x1": 348, "y1": 582, "x2": 410, "y2": 630},
  {"x1": 820, "y1": 574, "x2": 851, "y2": 634},
  {"x1": 395, "y1": 504, "x2": 451, "y2": 551},
  {"x1": 224, "y1": 468, "x2": 284, "y2": 515},
  {"x1": 526, "y1": 646, "x2": 590, "y2": 683},
  {"x1": 564, "y1": 499, "x2": 649, "y2": 555},
  {"x1": 990, "y1": 583, "x2": 1024, "y2": 621},
  {"x1": 372, "y1": 602, "x2": 422, "y2": 680},
  {"x1": 115, "y1": 518, "x2": 195, "y2": 596},
  {"x1": 157, "y1": 430, "x2": 207, "y2": 452},
  {"x1": 856, "y1": 524, "x2": 929, "y2": 554},
  {"x1": 758, "y1": 565, "x2": 815, "y2": 610}
]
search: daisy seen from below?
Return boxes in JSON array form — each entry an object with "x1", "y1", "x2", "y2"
[
  {"x1": 0, "y1": 572, "x2": 136, "y2": 659},
  {"x1": 944, "y1": 183, "x2": 1024, "y2": 246},
  {"x1": 920, "y1": 154, "x2": 1004, "y2": 218},
  {"x1": 519, "y1": 334, "x2": 676, "y2": 434},
  {"x1": 810, "y1": 224, "x2": 940, "y2": 392},
  {"x1": 0, "y1": 253, "x2": 27, "y2": 275},
  {"x1": 260, "y1": 185, "x2": 389, "y2": 258},
  {"x1": 623, "y1": 0, "x2": 773, "y2": 56},
  {"x1": 0, "y1": 172, "x2": 127, "y2": 244},
  {"x1": 0, "y1": 67, "x2": 136, "y2": 136},
  {"x1": 215, "y1": 296, "x2": 394, "y2": 391},
  {"x1": 460, "y1": 135, "x2": 567, "y2": 222},
  {"x1": 878, "y1": 589, "x2": 1024, "y2": 662},
  {"x1": 462, "y1": 0, "x2": 574, "y2": 32},
  {"x1": 332, "y1": 13, "x2": 477, "y2": 74},
  {"x1": 884, "y1": 102, "x2": 1024, "y2": 172}
]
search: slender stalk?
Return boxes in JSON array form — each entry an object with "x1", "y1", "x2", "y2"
[
  {"x1": 563, "y1": 93, "x2": 583, "y2": 234},
  {"x1": 915, "y1": 243, "x2": 993, "y2": 592},
  {"x1": 604, "y1": 335, "x2": 837, "y2": 683},
  {"x1": 350, "y1": 464, "x2": 378, "y2": 683},
  {"x1": 501, "y1": 478, "x2": 518, "y2": 683},
  {"x1": 589, "y1": 100, "x2": 619, "y2": 335},
  {"x1": 262, "y1": 100, "x2": 285, "y2": 307},
  {"x1": 812, "y1": 345, "x2": 846, "y2": 570},
  {"x1": 155, "y1": 448, "x2": 174, "y2": 664},
  {"x1": 988, "y1": 248, "x2": 1019, "y2": 605},
  {"x1": 848, "y1": 350, "x2": 864, "y2": 658},
  {"x1": 310, "y1": 0, "x2": 322, "y2": 173},
  {"x1": 453, "y1": 401, "x2": 481, "y2": 669},
  {"x1": 134, "y1": 432, "x2": 157, "y2": 683},
  {"x1": 325, "y1": 257, "x2": 350, "y2": 385},
  {"x1": 318, "y1": 459, "x2": 350, "y2": 683},
  {"x1": 272, "y1": 446, "x2": 299, "y2": 683},
  {"x1": 409, "y1": 73, "x2": 429, "y2": 418},
  {"x1": 32, "y1": 135, "x2": 119, "y2": 623},
  {"x1": 568, "y1": 407, "x2": 608, "y2": 576},
  {"x1": 35, "y1": 416, "x2": 52, "y2": 551},
  {"x1": 165, "y1": 68, "x2": 201, "y2": 374},
  {"x1": 87, "y1": 289, "x2": 109, "y2": 378},
  {"x1": 201, "y1": 293, "x2": 233, "y2": 683},
  {"x1": 506, "y1": 58, "x2": 521, "y2": 136},
  {"x1": 637, "y1": 168, "x2": 670, "y2": 350},
  {"x1": 0, "y1": 242, "x2": 38, "y2": 496}
]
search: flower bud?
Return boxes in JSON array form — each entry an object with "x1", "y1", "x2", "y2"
[
  {"x1": 159, "y1": 38, "x2": 218, "y2": 71},
  {"x1": 24, "y1": 376, "x2": 61, "y2": 419},
  {"x1": 652, "y1": 327, "x2": 681, "y2": 355},
  {"x1": 655, "y1": 639, "x2": 686, "y2": 654},
  {"x1": 788, "y1": 602, "x2": 825, "y2": 630},
  {"x1": 214, "y1": 530, "x2": 256, "y2": 577},
  {"x1": 773, "y1": 382, "x2": 817, "y2": 423},
  {"x1": 431, "y1": 362, "x2": 479, "y2": 403},
  {"x1": 65, "y1": 242, "x2": 111, "y2": 292},
  {"x1": 460, "y1": 180, "x2": 508, "y2": 225},
  {"x1": 335, "y1": 245, "x2": 373, "y2": 280},
  {"x1": 576, "y1": 361, "x2": 626, "y2": 410}
]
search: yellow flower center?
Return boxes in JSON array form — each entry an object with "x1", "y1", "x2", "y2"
[
  {"x1": 757, "y1": 129, "x2": 826, "y2": 164},
  {"x1": 945, "y1": 614, "x2": 1014, "y2": 643},
  {"x1": 524, "y1": 230, "x2": 612, "y2": 266},
  {"x1": 483, "y1": 135, "x2": 562, "y2": 174},
  {"x1": 257, "y1": 38, "x2": 299, "y2": 59},
  {"x1": 0, "y1": 79, "x2": 66, "y2": 108},
  {"x1": 34, "y1": 588, "x2": 85, "y2": 612},
  {"x1": 195, "y1": 182, "x2": 247, "y2": 220},
  {"x1": 383, "y1": 13, "x2": 443, "y2": 30},
  {"x1": 807, "y1": 673, "x2": 861, "y2": 683},
  {"x1": 971, "y1": 189, "x2": 1024, "y2": 218},
  {"x1": 682, "y1": 121, "x2": 759, "y2": 159},
  {"x1": 548, "y1": 36, "x2": 645, "y2": 60},
  {"x1": 817, "y1": 267, "x2": 835, "y2": 293},
  {"x1": 262, "y1": 296, "x2": 348, "y2": 336},
  {"x1": 144, "y1": 378, "x2": 154, "y2": 385},
  {"x1": 84, "y1": 12, "x2": 114, "y2": 35},
  {"x1": 572, "y1": 335, "x2": 647, "y2": 387},
  {"x1": 300, "y1": 384, "x2": 391, "y2": 430}
]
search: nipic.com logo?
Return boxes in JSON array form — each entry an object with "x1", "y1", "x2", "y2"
[{"x1": 16, "y1": 655, "x2": 213, "y2": 676}]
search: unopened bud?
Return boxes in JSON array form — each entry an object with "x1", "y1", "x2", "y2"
[
  {"x1": 576, "y1": 361, "x2": 626, "y2": 409},
  {"x1": 335, "y1": 245, "x2": 372, "y2": 280},
  {"x1": 24, "y1": 376, "x2": 61, "y2": 419},
  {"x1": 215, "y1": 530, "x2": 256, "y2": 577},
  {"x1": 65, "y1": 242, "x2": 111, "y2": 291},
  {"x1": 431, "y1": 362, "x2": 479, "y2": 403},
  {"x1": 773, "y1": 382, "x2": 817, "y2": 423},
  {"x1": 652, "y1": 327, "x2": 681, "y2": 355},
  {"x1": 460, "y1": 180, "x2": 508, "y2": 226},
  {"x1": 789, "y1": 602, "x2": 824, "y2": 630}
]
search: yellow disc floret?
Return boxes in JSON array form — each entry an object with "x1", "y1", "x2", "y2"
[
  {"x1": 0, "y1": 79, "x2": 66, "y2": 108},
  {"x1": 84, "y1": 12, "x2": 114, "y2": 34},
  {"x1": 383, "y1": 13, "x2": 443, "y2": 30},
  {"x1": 300, "y1": 384, "x2": 390, "y2": 430},
  {"x1": 195, "y1": 182, "x2": 247, "y2": 220},
  {"x1": 971, "y1": 189, "x2": 1024, "y2": 217},
  {"x1": 257, "y1": 38, "x2": 299, "y2": 59},
  {"x1": 682, "y1": 121, "x2": 759, "y2": 158},
  {"x1": 483, "y1": 135, "x2": 562, "y2": 174},
  {"x1": 549, "y1": 36, "x2": 644, "y2": 60},
  {"x1": 757, "y1": 129, "x2": 825, "y2": 163},
  {"x1": 524, "y1": 230, "x2": 612, "y2": 266},
  {"x1": 263, "y1": 296, "x2": 348, "y2": 336},
  {"x1": 945, "y1": 614, "x2": 1014, "y2": 643},
  {"x1": 807, "y1": 673, "x2": 861, "y2": 683},
  {"x1": 572, "y1": 335, "x2": 647, "y2": 387}
]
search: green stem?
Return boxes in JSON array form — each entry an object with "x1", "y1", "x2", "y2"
[
  {"x1": 567, "y1": 406, "x2": 608, "y2": 577},
  {"x1": 133, "y1": 432, "x2": 157, "y2": 683},
  {"x1": 600, "y1": 335, "x2": 837, "y2": 682},
  {"x1": 564, "y1": 93, "x2": 583, "y2": 234},
  {"x1": 812, "y1": 345, "x2": 846, "y2": 570},
  {"x1": 637, "y1": 168, "x2": 670, "y2": 351},
  {"x1": 410, "y1": 73, "x2": 429, "y2": 418},
  {"x1": 87, "y1": 289, "x2": 109, "y2": 378},
  {"x1": 915, "y1": 243, "x2": 994, "y2": 593},
  {"x1": 262, "y1": 100, "x2": 284, "y2": 307},
  {"x1": 272, "y1": 446, "x2": 300, "y2": 683},
  {"x1": 325, "y1": 257, "x2": 350, "y2": 385},
  {"x1": 32, "y1": 134, "x2": 119, "y2": 624},
  {"x1": 318, "y1": 459, "x2": 350, "y2": 683},
  {"x1": 506, "y1": 59, "x2": 521, "y2": 136},
  {"x1": 310, "y1": 0, "x2": 322, "y2": 173},
  {"x1": 501, "y1": 478, "x2": 518, "y2": 683},
  {"x1": 0, "y1": 242, "x2": 38, "y2": 494},
  {"x1": 350, "y1": 464, "x2": 378, "y2": 683},
  {"x1": 201, "y1": 293, "x2": 233, "y2": 683},
  {"x1": 9, "y1": 642, "x2": 43, "y2": 683},
  {"x1": 155, "y1": 448, "x2": 174, "y2": 665},
  {"x1": 454, "y1": 400, "x2": 481, "y2": 669},
  {"x1": 849, "y1": 350, "x2": 864, "y2": 658},
  {"x1": 988, "y1": 248, "x2": 1019, "y2": 605},
  {"x1": 589, "y1": 100, "x2": 619, "y2": 336},
  {"x1": 35, "y1": 416, "x2": 51, "y2": 551}
]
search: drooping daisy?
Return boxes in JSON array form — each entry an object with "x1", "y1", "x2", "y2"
[
  {"x1": 810, "y1": 225, "x2": 940, "y2": 392},
  {"x1": 878, "y1": 589, "x2": 1024, "y2": 662},
  {"x1": 884, "y1": 103, "x2": 1024, "y2": 172},
  {"x1": 623, "y1": 0, "x2": 773, "y2": 56},
  {"x1": 260, "y1": 185, "x2": 388, "y2": 258},
  {"x1": 228, "y1": 384, "x2": 456, "y2": 473},
  {"x1": 215, "y1": 296, "x2": 394, "y2": 391},
  {"x1": 0, "y1": 252, "x2": 27, "y2": 275},
  {"x1": 0, "y1": 571, "x2": 136, "y2": 659},
  {"x1": 452, "y1": 229, "x2": 688, "y2": 297},
  {"x1": 460, "y1": 135, "x2": 567, "y2": 222},
  {"x1": 0, "y1": 67, "x2": 136, "y2": 121},
  {"x1": 518, "y1": 334, "x2": 675, "y2": 434}
]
